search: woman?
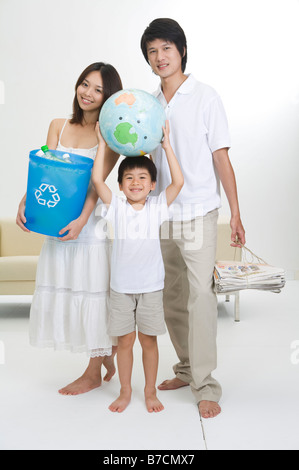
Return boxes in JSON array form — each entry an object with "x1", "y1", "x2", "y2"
[{"x1": 16, "y1": 62, "x2": 122, "y2": 395}]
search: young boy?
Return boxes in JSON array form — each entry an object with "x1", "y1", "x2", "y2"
[{"x1": 92, "y1": 121, "x2": 184, "y2": 413}]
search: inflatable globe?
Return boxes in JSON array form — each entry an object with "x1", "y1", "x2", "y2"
[{"x1": 99, "y1": 89, "x2": 166, "y2": 157}]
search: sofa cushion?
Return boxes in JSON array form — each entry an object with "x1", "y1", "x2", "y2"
[
  {"x1": 0, "y1": 281, "x2": 37, "y2": 295},
  {"x1": 0, "y1": 219, "x2": 44, "y2": 257},
  {"x1": 0, "y1": 256, "x2": 39, "y2": 281}
]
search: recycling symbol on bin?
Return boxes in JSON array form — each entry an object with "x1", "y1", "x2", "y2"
[{"x1": 35, "y1": 183, "x2": 60, "y2": 208}]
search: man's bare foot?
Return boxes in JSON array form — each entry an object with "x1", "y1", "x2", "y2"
[
  {"x1": 158, "y1": 377, "x2": 189, "y2": 391},
  {"x1": 145, "y1": 388, "x2": 164, "y2": 413},
  {"x1": 199, "y1": 400, "x2": 221, "y2": 419},
  {"x1": 58, "y1": 374, "x2": 102, "y2": 396},
  {"x1": 109, "y1": 388, "x2": 131, "y2": 413}
]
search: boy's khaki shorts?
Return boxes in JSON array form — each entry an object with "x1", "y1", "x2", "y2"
[{"x1": 108, "y1": 289, "x2": 166, "y2": 337}]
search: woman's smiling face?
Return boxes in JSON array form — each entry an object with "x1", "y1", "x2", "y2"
[{"x1": 77, "y1": 71, "x2": 104, "y2": 112}]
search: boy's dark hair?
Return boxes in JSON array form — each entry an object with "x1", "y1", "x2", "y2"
[
  {"x1": 118, "y1": 157, "x2": 157, "y2": 184},
  {"x1": 70, "y1": 62, "x2": 123, "y2": 125},
  {"x1": 140, "y1": 18, "x2": 187, "y2": 73}
]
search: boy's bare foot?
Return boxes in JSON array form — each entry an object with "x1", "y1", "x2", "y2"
[
  {"x1": 145, "y1": 389, "x2": 164, "y2": 413},
  {"x1": 158, "y1": 377, "x2": 189, "y2": 391},
  {"x1": 58, "y1": 374, "x2": 102, "y2": 396},
  {"x1": 199, "y1": 400, "x2": 221, "y2": 419},
  {"x1": 109, "y1": 389, "x2": 131, "y2": 413}
]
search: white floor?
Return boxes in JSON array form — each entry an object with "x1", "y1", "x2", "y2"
[{"x1": 0, "y1": 281, "x2": 298, "y2": 451}]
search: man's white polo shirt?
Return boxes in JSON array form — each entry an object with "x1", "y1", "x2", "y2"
[{"x1": 151, "y1": 74, "x2": 231, "y2": 220}]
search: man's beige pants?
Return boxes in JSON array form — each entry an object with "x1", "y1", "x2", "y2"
[{"x1": 160, "y1": 209, "x2": 222, "y2": 404}]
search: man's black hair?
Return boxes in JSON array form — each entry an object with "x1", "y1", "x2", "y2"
[
  {"x1": 140, "y1": 18, "x2": 187, "y2": 73},
  {"x1": 118, "y1": 156, "x2": 157, "y2": 183}
]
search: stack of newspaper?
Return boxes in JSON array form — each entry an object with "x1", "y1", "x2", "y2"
[{"x1": 214, "y1": 261, "x2": 286, "y2": 294}]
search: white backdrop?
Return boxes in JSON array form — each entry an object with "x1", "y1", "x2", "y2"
[{"x1": 0, "y1": 0, "x2": 298, "y2": 277}]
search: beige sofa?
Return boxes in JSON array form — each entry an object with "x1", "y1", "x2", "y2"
[
  {"x1": 216, "y1": 215, "x2": 241, "y2": 264},
  {"x1": 0, "y1": 219, "x2": 44, "y2": 295},
  {"x1": 0, "y1": 216, "x2": 241, "y2": 318}
]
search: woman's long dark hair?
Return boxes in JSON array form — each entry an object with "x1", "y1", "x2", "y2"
[{"x1": 70, "y1": 62, "x2": 123, "y2": 124}]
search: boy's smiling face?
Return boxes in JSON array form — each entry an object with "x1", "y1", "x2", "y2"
[{"x1": 119, "y1": 167, "x2": 156, "y2": 207}]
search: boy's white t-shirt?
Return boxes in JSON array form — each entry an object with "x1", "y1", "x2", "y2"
[{"x1": 101, "y1": 190, "x2": 169, "y2": 294}]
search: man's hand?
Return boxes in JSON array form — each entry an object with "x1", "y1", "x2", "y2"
[{"x1": 230, "y1": 215, "x2": 245, "y2": 247}]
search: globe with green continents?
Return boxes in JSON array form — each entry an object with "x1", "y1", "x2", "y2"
[{"x1": 99, "y1": 89, "x2": 166, "y2": 157}]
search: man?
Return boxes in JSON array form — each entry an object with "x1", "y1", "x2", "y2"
[{"x1": 140, "y1": 18, "x2": 245, "y2": 418}]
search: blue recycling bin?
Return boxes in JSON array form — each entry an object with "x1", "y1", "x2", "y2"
[{"x1": 25, "y1": 149, "x2": 94, "y2": 237}]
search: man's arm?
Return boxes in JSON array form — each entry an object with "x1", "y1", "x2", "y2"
[{"x1": 213, "y1": 148, "x2": 245, "y2": 246}]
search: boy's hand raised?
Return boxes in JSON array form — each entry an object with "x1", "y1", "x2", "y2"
[
  {"x1": 161, "y1": 120, "x2": 171, "y2": 150},
  {"x1": 95, "y1": 121, "x2": 107, "y2": 147}
]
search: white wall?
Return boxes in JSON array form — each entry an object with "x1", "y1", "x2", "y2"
[{"x1": 1, "y1": 0, "x2": 298, "y2": 277}]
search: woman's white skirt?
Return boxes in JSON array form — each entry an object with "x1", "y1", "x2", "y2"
[{"x1": 29, "y1": 211, "x2": 115, "y2": 357}]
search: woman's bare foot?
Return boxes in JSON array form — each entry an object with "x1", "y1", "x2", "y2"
[
  {"x1": 145, "y1": 388, "x2": 164, "y2": 413},
  {"x1": 109, "y1": 388, "x2": 131, "y2": 413},
  {"x1": 158, "y1": 377, "x2": 189, "y2": 391},
  {"x1": 58, "y1": 356, "x2": 104, "y2": 395},
  {"x1": 199, "y1": 400, "x2": 221, "y2": 419},
  {"x1": 58, "y1": 373, "x2": 102, "y2": 396}
]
